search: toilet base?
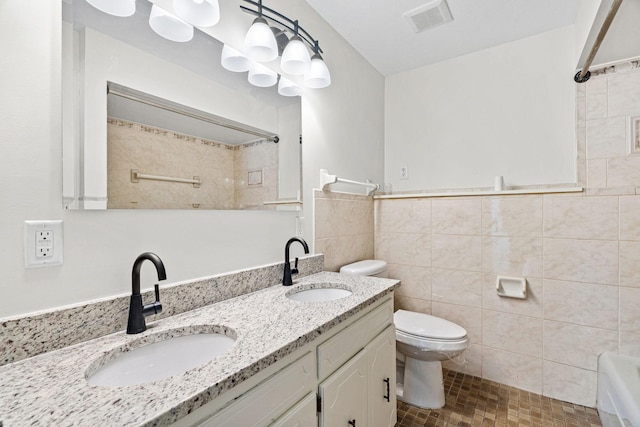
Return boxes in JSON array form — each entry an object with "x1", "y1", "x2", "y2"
[{"x1": 402, "y1": 358, "x2": 445, "y2": 409}]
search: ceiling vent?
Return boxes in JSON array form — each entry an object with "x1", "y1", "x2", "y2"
[{"x1": 403, "y1": 0, "x2": 453, "y2": 33}]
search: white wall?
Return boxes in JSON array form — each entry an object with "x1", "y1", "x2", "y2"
[
  {"x1": 385, "y1": 26, "x2": 578, "y2": 191},
  {"x1": 260, "y1": 3, "x2": 386, "y2": 251},
  {"x1": 0, "y1": 0, "x2": 384, "y2": 317}
]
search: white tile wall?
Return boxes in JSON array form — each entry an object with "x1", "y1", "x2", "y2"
[{"x1": 542, "y1": 361, "x2": 597, "y2": 407}]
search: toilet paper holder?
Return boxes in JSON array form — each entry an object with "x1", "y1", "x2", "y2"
[{"x1": 496, "y1": 275, "x2": 527, "y2": 299}]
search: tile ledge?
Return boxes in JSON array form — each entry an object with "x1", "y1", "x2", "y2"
[{"x1": 374, "y1": 187, "x2": 584, "y2": 200}]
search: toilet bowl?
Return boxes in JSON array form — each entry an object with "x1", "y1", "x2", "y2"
[
  {"x1": 340, "y1": 259, "x2": 469, "y2": 410},
  {"x1": 394, "y1": 309, "x2": 468, "y2": 409}
]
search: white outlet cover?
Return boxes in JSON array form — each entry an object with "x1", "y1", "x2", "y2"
[
  {"x1": 24, "y1": 220, "x2": 64, "y2": 268},
  {"x1": 295, "y1": 217, "x2": 304, "y2": 237},
  {"x1": 400, "y1": 166, "x2": 409, "y2": 180}
]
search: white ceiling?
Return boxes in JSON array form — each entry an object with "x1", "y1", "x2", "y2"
[{"x1": 304, "y1": 0, "x2": 579, "y2": 76}]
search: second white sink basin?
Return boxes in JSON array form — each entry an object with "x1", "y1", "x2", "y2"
[
  {"x1": 86, "y1": 327, "x2": 236, "y2": 387},
  {"x1": 286, "y1": 283, "x2": 352, "y2": 302}
]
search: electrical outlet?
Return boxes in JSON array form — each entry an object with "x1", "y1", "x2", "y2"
[
  {"x1": 25, "y1": 221, "x2": 64, "y2": 268},
  {"x1": 36, "y1": 230, "x2": 54, "y2": 259},
  {"x1": 295, "y1": 217, "x2": 304, "y2": 237},
  {"x1": 400, "y1": 166, "x2": 409, "y2": 180}
]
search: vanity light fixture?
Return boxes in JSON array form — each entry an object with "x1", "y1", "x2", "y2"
[
  {"x1": 149, "y1": 5, "x2": 194, "y2": 43},
  {"x1": 280, "y1": 22, "x2": 311, "y2": 76},
  {"x1": 304, "y1": 42, "x2": 331, "y2": 89},
  {"x1": 173, "y1": 0, "x2": 220, "y2": 28},
  {"x1": 277, "y1": 76, "x2": 301, "y2": 97},
  {"x1": 243, "y1": 4, "x2": 279, "y2": 63},
  {"x1": 239, "y1": 0, "x2": 330, "y2": 89},
  {"x1": 86, "y1": 0, "x2": 135, "y2": 17},
  {"x1": 248, "y1": 62, "x2": 278, "y2": 87},
  {"x1": 221, "y1": 44, "x2": 251, "y2": 72}
]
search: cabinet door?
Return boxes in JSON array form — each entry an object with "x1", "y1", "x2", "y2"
[
  {"x1": 271, "y1": 392, "x2": 318, "y2": 427},
  {"x1": 367, "y1": 325, "x2": 397, "y2": 427},
  {"x1": 319, "y1": 350, "x2": 368, "y2": 427}
]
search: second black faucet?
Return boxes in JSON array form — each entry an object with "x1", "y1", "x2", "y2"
[{"x1": 282, "y1": 237, "x2": 309, "y2": 286}]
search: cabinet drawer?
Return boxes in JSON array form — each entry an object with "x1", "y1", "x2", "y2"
[
  {"x1": 270, "y1": 392, "x2": 318, "y2": 427},
  {"x1": 317, "y1": 298, "x2": 393, "y2": 380},
  {"x1": 201, "y1": 352, "x2": 316, "y2": 427}
]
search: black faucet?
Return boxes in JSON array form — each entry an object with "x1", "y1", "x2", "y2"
[
  {"x1": 282, "y1": 237, "x2": 309, "y2": 286},
  {"x1": 126, "y1": 252, "x2": 166, "y2": 334}
]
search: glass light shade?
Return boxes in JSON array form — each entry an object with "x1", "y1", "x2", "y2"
[
  {"x1": 248, "y1": 62, "x2": 277, "y2": 87},
  {"x1": 173, "y1": 0, "x2": 220, "y2": 27},
  {"x1": 149, "y1": 5, "x2": 194, "y2": 43},
  {"x1": 278, "y1": 77, "x2": 301, "y2": 97},
  {"x1": 221, "y1": 45, "x2": 250, "y2": 72},
  {"x1": 86, "y1": 0, "x2": 135, "y2": 17},
  {"x1": 244, "y1": 17, "x2": 278, "y2": 62},
  {"x1": 280, "y1": 36, "x2": 311, "y2": 76},
  {"x1": 304, "y1": 55, "x2": 331, "y2": 88}
]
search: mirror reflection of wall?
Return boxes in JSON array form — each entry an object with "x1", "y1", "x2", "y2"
[{"x1": 62, "y1": 0, "x2": 301, "y2": 210}]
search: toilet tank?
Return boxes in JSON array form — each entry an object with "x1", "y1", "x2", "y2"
[{"x1": 339, "y1": 260, "x2": 388, "y2": 278}]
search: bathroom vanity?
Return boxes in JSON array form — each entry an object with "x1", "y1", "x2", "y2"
[
  {"x1": 179, "y1": 293, "x2": 396, "y2": 426},
  {"x1": 0, "y1": 271, "x2": 398, "y2": 426}
]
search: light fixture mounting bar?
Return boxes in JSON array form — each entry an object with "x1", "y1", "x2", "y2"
[{"x1": 240, "y1": 0, "x2": 323, "y2": 54}]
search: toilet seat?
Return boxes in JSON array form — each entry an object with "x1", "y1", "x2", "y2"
[
  {"x1": 394, "y1": 309, "x2": 467, "y2": 340},
  {"x1": 396, "y1": 329, "x2": 469, "y2": 353}
]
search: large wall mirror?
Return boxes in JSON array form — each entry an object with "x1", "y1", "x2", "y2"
[{"x1": 62, "y1": 0, "x2": 301, "y2": 210}]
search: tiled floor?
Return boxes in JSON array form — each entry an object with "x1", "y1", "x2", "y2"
[{"x1": 396, "y1": 369, "x2": 602, "y2": 427}]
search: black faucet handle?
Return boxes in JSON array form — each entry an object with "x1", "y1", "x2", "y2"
[
  {"x1": 151, "y1": 284, "x2": 162, "y2": 315},
  {"x1": 142, "y1": 284, "x2": 163, "y2": 317},
  {"x1": 291, "y1": 257, "x2": 299, "y2": 275}
]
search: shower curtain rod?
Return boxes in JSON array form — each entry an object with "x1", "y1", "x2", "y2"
[
  {"x1": 107, "y1": 82, "x2": 279, "y2": 143},
  {"x1": 575, "y1": 0, "x2": 623, "y2": 83}
]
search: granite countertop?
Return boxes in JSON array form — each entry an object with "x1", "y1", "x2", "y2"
[{"x1": 0, "y1": 272, "x2": 399, "y2": 426}]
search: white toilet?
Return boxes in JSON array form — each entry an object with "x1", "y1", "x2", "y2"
[{"x1": 340, "y1": 259, "x2": 469, "y2": 409}]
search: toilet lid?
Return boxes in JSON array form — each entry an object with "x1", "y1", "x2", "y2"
[{"x1": 394, "y1": 309, "x2": 467, "y2": 340}]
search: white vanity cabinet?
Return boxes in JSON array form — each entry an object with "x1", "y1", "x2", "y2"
[
  {"x1": 317, "y1": 325, "x2": 397, "y2": 427},
  {"x1": 176, "y1": 295, "x2": 395, "y2": 427}
]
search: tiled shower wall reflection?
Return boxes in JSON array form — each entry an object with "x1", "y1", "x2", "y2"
[
  {"x1": 107, "y1": 119, "x2": 277, "y2": 209},
  {"x1": 375, "y1": 61, "x2": 640, "y2": 407}
]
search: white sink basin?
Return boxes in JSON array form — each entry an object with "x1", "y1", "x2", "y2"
[
  {"x1": 87, "y1": 328, "x2": 236, "y2": 387},
  {"x1": 286, "y1": 283, "x2": 352, "y2": 302}
]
